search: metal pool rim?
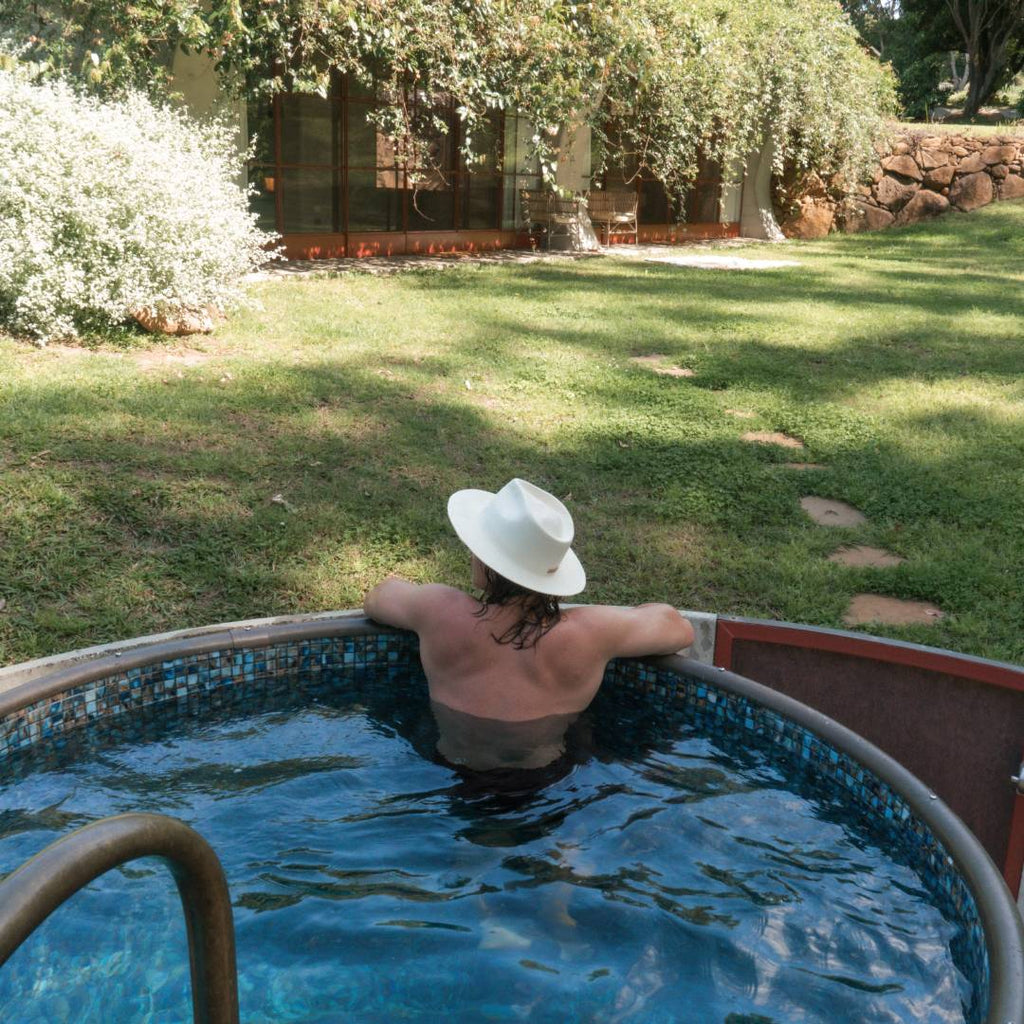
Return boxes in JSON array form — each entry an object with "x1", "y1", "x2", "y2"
[{"x1": 1, "y1": 616, "x2": 1022, "y2": 1023}]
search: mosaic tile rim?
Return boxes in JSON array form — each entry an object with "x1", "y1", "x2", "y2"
[{"x1": 0, "y1": 621, "x2": 1018, "y2": 1024}]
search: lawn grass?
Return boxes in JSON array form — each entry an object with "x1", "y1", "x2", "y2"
[
  {"x1": 897, "y1": 121, "x2": 1022, "y2": 136},
  {"x1": 1, "y1": 202, "x2": 1023, "y2": 666}
]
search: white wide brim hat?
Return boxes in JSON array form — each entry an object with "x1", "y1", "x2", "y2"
[{"x1": 447, "y1": 478, "x2": 586, "y2": 597}]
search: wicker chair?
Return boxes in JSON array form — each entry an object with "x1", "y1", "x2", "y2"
[
  {"x1": 520, "y1": 189, "x2": 584, "y2": 249},
  {"x1": 587, "y1": 189, "x2": 639, "y2": 245}
]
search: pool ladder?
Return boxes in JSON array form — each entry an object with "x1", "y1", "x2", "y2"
[{"x1": 0, "y1": 813, "x2": 239, "y2": 1024}]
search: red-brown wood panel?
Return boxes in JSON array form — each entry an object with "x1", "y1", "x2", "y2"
[{"x1": 714, "y1": 618, "x2": 1024, "y2": 895}]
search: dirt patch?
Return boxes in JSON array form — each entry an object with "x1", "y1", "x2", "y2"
[
  {"x1": 800, "y1": 496, "x2": 867, "y2": 526},
  {"x1": 742, "y1": 431, "x2": 804, "y2": 449},
  {"x1": 842, "y1": 594, "x2": 943, "y2": 626},
  {"x1": 630, "y1": 355, "x2": 695, "y2": 377},
  {"x1": 828, "y1": 545, "x2": 905, "y2": 567},
  {"x1": 134, "y1": 348, "x2": 215, "y2": 371},
  {"x1": 782, "y1": 462, "x2": 826, "y2": 471}
]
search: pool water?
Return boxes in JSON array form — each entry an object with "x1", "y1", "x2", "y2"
[{"x1": 0, "y1": 663, "x2": 972, "y2": 1023}]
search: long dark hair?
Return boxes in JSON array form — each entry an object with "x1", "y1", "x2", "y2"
[{"x1": 474, "y1": 565, "x2": 562, "y2": 649}]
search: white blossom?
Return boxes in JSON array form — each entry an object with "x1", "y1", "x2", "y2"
[{"x1": 0, "y1": 70, "x2": 278, "y2": 345}]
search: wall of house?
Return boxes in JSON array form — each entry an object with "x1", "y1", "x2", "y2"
[{"x1": 171, "y1": 49, "x2": 248, "y2": 188}]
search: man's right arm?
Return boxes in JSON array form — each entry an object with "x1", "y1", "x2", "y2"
[{"x1": 581, "y1": 603, "x2": 695, "y2": 660}]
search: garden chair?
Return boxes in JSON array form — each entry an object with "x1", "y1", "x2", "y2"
[
  {"x1": 587, "y1": 189, "x2": 639, "y2": 245},
  {"x1": 520, "y1": 189, "x2": 585, "y2": 250}
]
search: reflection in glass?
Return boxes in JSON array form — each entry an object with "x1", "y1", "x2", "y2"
[
  {"x1": 247, "y1": 98, "x2": 276, "y2": 167},
  {"x1": 408, "y1": 185, "x2": 455, "y2": 231},
  {"x1": 280, "y1": 95, "x2": 336, "y2": 167},
  {"x1": 462, "y1": 176, "x2": 500, "y2": 230},
  {"x1": 281, "y1": 168, "x2": 337, "y2": 232},
  {"x1": 248, "y1": 166, "x2": 278, "y2": 232},
  {"x1": 639, "y1": 179, "x2": 668, "y2": 225},
  {"x1": 347, "y1": 103, "x2": 378, "y2": 168},
  {"x1": 462, "y1": 111, "x2": 502, "y2": 174},
  {"x1": 348, "y1": 169, "x2": 403, "y2": 231},
  {"x1": 686, "y1": 184, "x2": 721, "y2": 224}
]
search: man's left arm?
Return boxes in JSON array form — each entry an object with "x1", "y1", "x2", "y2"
[{"x1": 363, "y1": 577, "x2": 449, "y2": 632}]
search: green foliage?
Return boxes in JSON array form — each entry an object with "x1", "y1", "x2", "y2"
[{"x1": 1, "y1": 0, "x2": 895, "y2": 196}]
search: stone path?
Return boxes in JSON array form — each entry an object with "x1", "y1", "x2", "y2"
[
  {"x1": 743, "y1": 431, "x2": 804, "y2": 449},
  {"x1": 828, "y1": 545, "x2": 905, "y2": 568},
  {"x1": 800, "y1": 496, "x2": 867, "y2": 527},
  {"x1": 245, "y1": 237, "x2": 771, "y2": 282},
  {"x1": 739, "y1": 429, "x2": 939, "y2": 627},
  {"x1": 842, "y1": 595, "x2": 943, "y2": 626}
]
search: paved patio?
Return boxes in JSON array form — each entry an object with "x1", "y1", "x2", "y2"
[{"x1": 246, "y1": 237, "x2": 773, "y2": 282}]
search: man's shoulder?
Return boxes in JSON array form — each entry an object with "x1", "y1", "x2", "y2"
[
  {"x1": 563, "y1": 603, "x2": 630, "y2": 627},
  {"x1": 413, "y1": 583, "x2": 477, "y2": 614},
  {"x1": 559, "y1": 604, "x2": 631, "y2": 642}
]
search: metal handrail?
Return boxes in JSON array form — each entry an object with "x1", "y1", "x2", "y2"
[{"x1": 0, "y1": 813, "x2": 239, "y2": 1024}]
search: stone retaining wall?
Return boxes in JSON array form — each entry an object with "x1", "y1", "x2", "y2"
[{"x1": 779, "y1": 130, "x2": 1024, "y2": 238}]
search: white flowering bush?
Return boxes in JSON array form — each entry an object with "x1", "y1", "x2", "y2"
[{"x1": 0, "y1": 70, "x2": 277, "y2": 344}]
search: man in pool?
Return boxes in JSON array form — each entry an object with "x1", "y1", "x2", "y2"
[{"x1": 363, "y1": 478, "x2": 694, "y2": 770}]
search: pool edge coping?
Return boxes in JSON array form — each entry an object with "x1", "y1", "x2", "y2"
[{"x1": 1, "y1": 615, "x2": 1021, "y2": 1020}]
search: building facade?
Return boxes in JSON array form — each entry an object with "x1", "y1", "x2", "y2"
[
  {"x1": 171, "y1": 52, "x2": 745, "y2": 259},
  {"x1": 244, "y1": 76, "x2": 742, "y2": 259}
]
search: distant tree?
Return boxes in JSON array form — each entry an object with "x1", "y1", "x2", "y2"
[
  {"x1": 945, "y1": 0, "x2": 1024, "y2": 115},
  {"x1": 842, "y1": 0, "x2": 902, "y2": 57}
]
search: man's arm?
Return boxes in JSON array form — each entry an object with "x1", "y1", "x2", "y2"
[
  {"x1": 363, "y1": 577, "x2": 452, "y2": 632},
  {"x1": 580, "y1": 603, "x2": 695, "y2": 660}
]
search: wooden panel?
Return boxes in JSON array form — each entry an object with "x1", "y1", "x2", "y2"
[{"x1": 714, "y1": 619, "x2": 1024, "y2": 894}]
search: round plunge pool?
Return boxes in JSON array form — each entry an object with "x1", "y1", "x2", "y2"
[{"x1": 0, "y1": 619, "x2": 1021, "y2": 1023}]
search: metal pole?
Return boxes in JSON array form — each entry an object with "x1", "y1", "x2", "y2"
[{"x1": 0, "y1": 813, "x2": 239, "y2": 1024}]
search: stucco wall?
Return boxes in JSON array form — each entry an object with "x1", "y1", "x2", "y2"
[{"x1": 171, "y1": 48, "x2": 248, "y2": 188}]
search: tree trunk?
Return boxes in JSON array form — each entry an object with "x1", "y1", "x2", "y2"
[{"x1": 946, "y1": 0, "x2": 1024, "y2": 116}]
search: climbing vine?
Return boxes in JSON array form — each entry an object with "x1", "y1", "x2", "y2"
[{"x1": 1, "y1": 0, "x2": 896, "y2": 197}]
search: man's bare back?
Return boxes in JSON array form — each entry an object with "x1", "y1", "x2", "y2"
[
  {"x1": 364, "y1": 575, "x2": 693, "y2": 722},
  {"x1": 363, "y1": 480, "x2": 694, "y2": 769}
]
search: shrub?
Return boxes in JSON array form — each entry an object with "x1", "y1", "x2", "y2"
[{"x1": 0, "y1": 69, "x2": 277, "y2": 344}]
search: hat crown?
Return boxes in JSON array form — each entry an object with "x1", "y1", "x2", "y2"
[{"x1": 482, "y1": 479, "x2": 574, "y2": 576}]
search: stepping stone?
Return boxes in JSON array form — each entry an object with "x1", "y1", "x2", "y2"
[
  {"x1": 743, "y1": 431, "x2": 804, "y2": 449},
  {"x1": 725, "y1": 409, "x2": 756, "y2": 419},
  {"x1": 782, "y1": 462, "x2": 826, "y2": 471},
  {"x1": 842, "y1": 595, "x2": 943, "y2": 626},
  {"x1": 800, "y1": 497, "x2": 866, "y2": 526},
  {"x1": 630, "y1": 354, "x2": 695, "y2": 377},
  {"x1": 828, "y1": 545, "x2": 905, "y2": 567}
]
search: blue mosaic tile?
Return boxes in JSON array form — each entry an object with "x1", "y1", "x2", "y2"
[{"x1": 0, "y1": 634, "x2": 991, "y2": 1023}]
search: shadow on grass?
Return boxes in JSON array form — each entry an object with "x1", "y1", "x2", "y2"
[
  {"x1": 1, "y1": 350, "x2": 1022, "y2": 664},
  {"x1": 1, "y1": 202, "x2": 1022, "y2": 662}
]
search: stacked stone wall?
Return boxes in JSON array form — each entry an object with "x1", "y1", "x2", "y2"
[{"x1": 779, "y1": 130, "x2": 1024, "y2": 238}]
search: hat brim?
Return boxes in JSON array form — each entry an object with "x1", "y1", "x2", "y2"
[{"x1": 447, "y1": 488, "x2": 586, "y2": 597}]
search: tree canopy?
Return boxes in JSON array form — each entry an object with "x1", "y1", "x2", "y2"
[
  {"x1": 841, "y1": 0, "x2": 1024, "y2": 118},
  {"x1": 1, "y1": 0, "x2": 896, "y2": 197}
]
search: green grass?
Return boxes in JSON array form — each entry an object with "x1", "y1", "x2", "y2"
[
  {"x1": 897, "y1": 121, "x2": 1022, "y2": 136},
  {"x1": 2, "y1": 203, "x2": 1023, "y2": 665}
]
